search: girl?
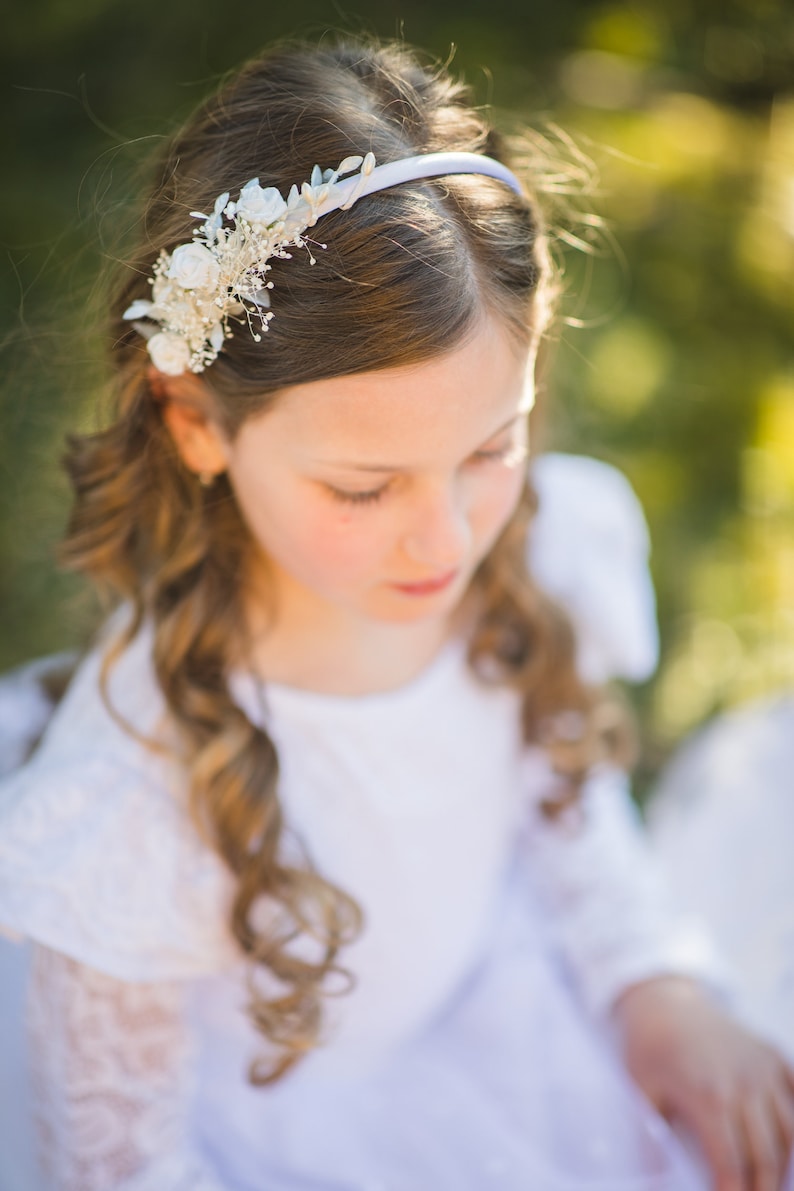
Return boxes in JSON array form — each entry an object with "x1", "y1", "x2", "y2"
[{"x1": 1, "y1": 36, "x2": 792, "y2": 1191}]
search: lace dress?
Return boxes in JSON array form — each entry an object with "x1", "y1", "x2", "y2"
[{"x1": 0, "y1": 454, "x2": 785, "y2": 1191}]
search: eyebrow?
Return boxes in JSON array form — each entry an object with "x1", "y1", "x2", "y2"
[{"x1": 315, "y1": 413, "x2": 523, "y2": 473}]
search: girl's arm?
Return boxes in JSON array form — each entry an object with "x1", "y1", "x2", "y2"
[
  {"x1": 27, "y1": 944, "x2": 229, "y2": 1191},
  {"x1": 615, "y1": 975, "x2": 794, "y2": 1191},
  {"x1": 521, "y1": 758, "x2": 728, "y2": 1014},
  {"x1": 523, "y1": 763, "x2": 794, "y2": 1191}
]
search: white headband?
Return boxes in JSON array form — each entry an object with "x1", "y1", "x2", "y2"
[
  {"x1": 310, "y1": 151, "x2": 523, "y2": 214},
  {"x1": 123, "y1": 151, "x2": 525, "y2": 375}
]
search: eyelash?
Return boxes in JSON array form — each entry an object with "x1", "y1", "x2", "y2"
[
  {"x1": 327, "y1": 443, "x2": 525, "y2": 506},
  {"x1": 328, "y1": 485, "x2": 389, "y2": 505},
  {"x1": 473, "y1": 446, "x2": 515, "y2": 462}
]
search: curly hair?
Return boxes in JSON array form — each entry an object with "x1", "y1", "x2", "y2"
[{"x1": 61, "y1": 36, "x2": 630, "y2": 1083}]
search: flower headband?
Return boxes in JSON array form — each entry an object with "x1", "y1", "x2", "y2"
[{"x1": 123, "y1": 151, "x2": 524, "y2": 375}]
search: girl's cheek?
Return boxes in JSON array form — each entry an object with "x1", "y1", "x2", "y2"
[
  {"x1": 298, "y1": 503, "x2": 392, "y2": 570},
  {"x1": 475, "y1": 467, "x2": 526, "y2": 538}
]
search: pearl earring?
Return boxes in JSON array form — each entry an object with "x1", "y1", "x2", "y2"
[{"x1": 198, "y1": 471, "x2": 216, "y2": 488}]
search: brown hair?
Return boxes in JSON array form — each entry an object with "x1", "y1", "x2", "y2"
[{"x1": 62, "y1": 37, "x2": 628, "y2": 1083}]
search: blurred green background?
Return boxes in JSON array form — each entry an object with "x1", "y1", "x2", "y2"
[{"x1": 2, "y1": 0, "x2": 793, "y2": 773}]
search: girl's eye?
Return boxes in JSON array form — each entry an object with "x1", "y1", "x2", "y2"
[
  {"x1": 326, "y1": 484, "x2": 388, "y2": 505},
  {"x1": 472, "y1": 441, "x2": 528, "y2": 467}
]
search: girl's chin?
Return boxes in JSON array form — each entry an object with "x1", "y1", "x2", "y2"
[{"x1": 363, "y1": 581, "x2": 467, "y2": 624}]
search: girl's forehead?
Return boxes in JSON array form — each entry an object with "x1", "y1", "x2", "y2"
[{"x1": 239, "y1": 320, "x2": 534, "y2": 462}]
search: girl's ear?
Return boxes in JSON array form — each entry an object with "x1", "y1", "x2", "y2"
[{"x1": 151, "y1": 368, "x2": 230, "y2": 480}]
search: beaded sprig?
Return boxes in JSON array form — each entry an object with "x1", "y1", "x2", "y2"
[{"x1": 123, "y1": 153, "x2": 377, "y2": 374}]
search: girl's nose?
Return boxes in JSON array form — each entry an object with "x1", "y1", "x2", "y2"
[{"x1": 403, "y1": 479, "x2": 471, "y2": 569}]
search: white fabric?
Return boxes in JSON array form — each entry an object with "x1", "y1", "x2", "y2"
[
  {"x1": 25, "y1": 946, "x2": 228, "y2": 1191},
  {"x1": 648, "y1": 696, "x2": 794, "y2": 1061},
  {"x1": 0, "y1": 655, "x2": 73, "y2": 778},
  {"x1": 519, "y1": 752, "x2": 729, "y2": 1015},
  {"x1": 530, "y1": 453, "x2": 659, "y2": 684},
  {"x1": 0, "y1": 645, "x2": 241, "y2": 979},
  {"x1": 0, "y1": 454, "x2": 729, "y2": 1190},
  {"x1": 0, "y1": 938, "x2": 37, "y2": 1191}
]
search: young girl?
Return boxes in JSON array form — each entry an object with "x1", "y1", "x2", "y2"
[{"x1": 1, "y1": 36, "x2": 792, "y2": 1191}]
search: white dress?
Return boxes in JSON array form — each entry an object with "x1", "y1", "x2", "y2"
[
  {"x1": 0, "y1": 454, "x2": 787, "y2": 1191},
  {"x1": 648, "y1": 696, "x2": 794, "y2": 1062}
]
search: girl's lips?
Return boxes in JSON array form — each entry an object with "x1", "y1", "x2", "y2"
[{"x1": 389, "y1": 569, "x2": 459, "y2": 596}]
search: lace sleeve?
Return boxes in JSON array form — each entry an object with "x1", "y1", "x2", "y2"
[
  {"x1": 27, "y1": 945, "x2": 229, "y2": 1191},
  {"x1": 521, "y1": 755, "x2": 733, "y2": 1016}
]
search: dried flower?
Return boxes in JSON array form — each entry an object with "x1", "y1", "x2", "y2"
[{"x1": 123, "y1": 153, "x2": 376, "y2": 374}]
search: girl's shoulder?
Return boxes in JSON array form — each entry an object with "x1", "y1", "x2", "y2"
[
  {"x1": 0, "y1": 617, "x2": 241, "y2": 982},
  {"x1": 529, "y1": 452, "x2": 659, "y2": 685}
]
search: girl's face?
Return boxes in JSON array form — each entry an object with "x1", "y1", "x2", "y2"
[{"x1": 221, "y1": 317, "x2": 534, "y2": 629}]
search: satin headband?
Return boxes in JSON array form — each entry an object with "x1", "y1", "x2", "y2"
[{"x1": 123, "y1": 151, "x2": 525, "y2": 374}]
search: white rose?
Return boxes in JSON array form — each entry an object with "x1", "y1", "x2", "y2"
[
  {"x1": 147, "y1": 331, "x2": 192, "y2": 375},
  {"x1": 235, "y1": 180, "x2": 288, "y2": 226},
  {"x1": 166, "y1": 242, "x2": 220, "y2": 291}
]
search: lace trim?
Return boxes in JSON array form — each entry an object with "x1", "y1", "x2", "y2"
[
  {"x1": 0, "y1": 755, "x2": 242, "y2": 981},
  {"x1": 27, "y1": 945, "x2": 228, "y2": 1191}
]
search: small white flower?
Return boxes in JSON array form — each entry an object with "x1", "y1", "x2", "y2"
[
  {"x1": 122, "y1": 153, "x2": 376, "y2": 373},
  {"x1": 282, "y1": 193, "x2": 313, "y2": 236},
  {"x1": 123, "y1": 299, "x2": 155, "y2": 321},
  {"x1": 338, "y1": 154, "x2": 364, "y2": 175},
  {"x1": 191, "y1": 191, "x2": 230, "y2": 243},
  {"x1": 233, "y1": 180, "x2": 288, "y2": 227},
  {"x1": 208, "y1": 323, "x2": 225, "y2": 352},
  {"x1": 167, "y1": 243, "x2": 221, "y2": 291},
  {"x1": 147, "y1": 331, "x2": 192, "y2": 375}
]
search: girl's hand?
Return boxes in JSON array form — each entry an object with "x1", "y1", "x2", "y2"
[{"x1": 614, "y1": 977, "x2": 794, "y2": 1191}]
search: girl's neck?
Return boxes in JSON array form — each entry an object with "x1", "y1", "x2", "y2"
[
  {"x1": 241, "y1": 567, "x2": 470, "y2": 697},
  {"x1": 251, "y1": 620, "x2": 454, "y2": 696}
]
